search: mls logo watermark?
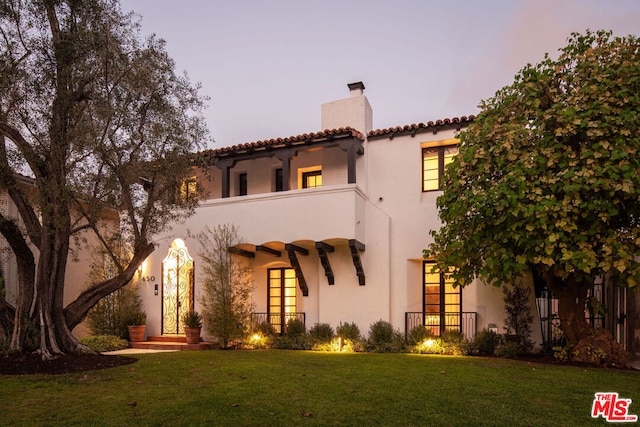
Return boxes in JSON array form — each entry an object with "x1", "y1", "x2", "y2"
[{"x1": 592, "y1": 392, "x2": 638, "y2": 423}]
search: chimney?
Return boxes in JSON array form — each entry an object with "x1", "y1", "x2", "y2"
[{"x1": 321, "y1": 81, "x2": 373, "y2": 134}]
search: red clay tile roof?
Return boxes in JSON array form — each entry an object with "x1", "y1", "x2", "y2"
[
  {"x1": 200, "y1": 127, "x2": 364, "y2": 159},
  {"x1": 368, "y1": 115, "x2": 475, "y2": 139}
]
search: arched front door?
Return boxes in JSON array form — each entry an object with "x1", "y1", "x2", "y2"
[{"x1": 162, "y1": 239, "x2": 194, "y2": 334}]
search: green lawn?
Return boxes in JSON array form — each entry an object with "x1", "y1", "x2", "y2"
[{"x1": 1, "y1": 350, "x2": 638, "y2": 426}]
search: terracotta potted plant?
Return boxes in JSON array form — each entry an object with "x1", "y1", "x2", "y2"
[
  {"x1": 182, "y1": 310, "x2": 203, "y2": 344},
  {"x1": 126, "y1": 310, "x2": 147, "y2": 342}
]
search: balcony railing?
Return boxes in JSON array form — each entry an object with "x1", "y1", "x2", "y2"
[
  {"x1": 251, "y1": 312, "x2": 306, "y2": 335},
  {"x1": 405, "y1": 312, "x2": 477, "y2": 341}
]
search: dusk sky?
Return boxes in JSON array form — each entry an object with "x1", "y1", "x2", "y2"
[{"x1": 119, "y1": 0, "x2": 640, "y2": 149}]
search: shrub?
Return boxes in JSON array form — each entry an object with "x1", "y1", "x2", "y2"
[
  {"x1": 367, "y1": 320, "x2": 405, "y2": 353},
  {"x1": 502, "y1": 281, "x2": 534, "y2": 354},
  {"x1": 80, "y1": 335, "x2": 129, "y2": 353},
  {"x1": 571, "y1": 328, "x2": 629, "y2": 367},
  {"x1": 244, "y1": 331, "x2": 272, "y2": 349},
  {"x1": 439, "y1": 330, "x2": 472, "y2": 356},
  {"x1": 285, "y1": 318, "x2": 306, "y2": 337},
  {"x1": 272, "y1": 334, "x2": 312, "y2": 350},
  {"x1": 309, "y1": 323, "x2": 334, "y2": 343},
  {"x1": 494, "y1": 340, "x2": 522, "y2": 358},
  {"x1": 473, "y1": 329, "x2": 501, "y2": 356},
  {"x1": 407, "y1": 325, "x2": 435, "y2": 346},
  {"x1": 336, "y1": 322, "x2": 361, "y2": 341},
  {"x1": 253, "y1": 321, "x2": 276, "y2": 337},
  {"x1": 87, "y1": 282, "x2": 145, "y2": 338}
]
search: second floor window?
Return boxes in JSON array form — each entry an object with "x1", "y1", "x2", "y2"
[
  {"x1": 302, "y1": 169, "x2": 322, "y2": 189},
  {"x1": 422, "y1": 145, "x2": 458, "y2": 191},
  {"x1": 238, "y1": 172, "x2": 247, "y2": 196},
  {"x1": 275, "y1": 168, "x2": 284, "y2": 192},
  {"x1": 180, "y1": 177, "x2": 197, "y2": 202}
]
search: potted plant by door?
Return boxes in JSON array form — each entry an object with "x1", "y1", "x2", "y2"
[
  {"x1": 182, "y1": 310, "x2": 203, "y2": 344},
  {"x1": 126, "y1": 310, "x2": 147, "y2": 342}
]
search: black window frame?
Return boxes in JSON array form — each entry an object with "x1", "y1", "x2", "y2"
[
  {"x1": 302, "y1": 169, "x2": 322, "y2": 189},
  {"x1": 422, "y1": 145, "x2": 458, "y2": 192},
  {"x1": 238, "y1": 172, "x2": 248, "y2": 196}
]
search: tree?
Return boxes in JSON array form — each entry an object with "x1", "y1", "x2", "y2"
[
  {"x1": 196, "y1": 225, "x2": 253, "y2": 348},
  {"x1": 0, "y1": 0, "x2": 208, "y2": 357},
  {"x1": 427, "y1": 30, "x2": 640, "y2": 347}
]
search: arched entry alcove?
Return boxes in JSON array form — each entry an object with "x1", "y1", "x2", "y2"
[{"x1": 162, "y1": 238, "x2": 194, "y2": 334}]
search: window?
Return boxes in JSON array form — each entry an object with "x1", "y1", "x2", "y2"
[
  {"x1": 302, "y1": 169, "x2": 322, "y2": 189},
  {"x1": 238, "y1": 172, "x2": 247, "y2": 196},
  {"x1": 274, "y1": 168, "x2": 284, "y2": 192},
  {"x1": 180, "y1": 177, "x2": 197, "y2": 202},
  {"x1": 423, "y1": 261, "x2": 461, "y2": 335},
  {"x1": 422, "y1": 145, "x2": 458, "y2": 191},
  {"x1": 268, "y1": 268, "x2": 297, "y2": 334}
]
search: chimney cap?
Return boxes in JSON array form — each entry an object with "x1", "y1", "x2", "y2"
[{"x1": 347, "y1": 81, "x2": 365, "y2": 92}]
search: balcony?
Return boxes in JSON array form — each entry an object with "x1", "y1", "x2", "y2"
[
  {"x1": 405, "y1": 312, "x2": 477, "y2": 341},
  {"x1": 197, "y1": 184, "x2": 366, "y2": 244}
]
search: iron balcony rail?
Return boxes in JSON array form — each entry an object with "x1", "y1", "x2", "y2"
[
  {"x1": 405, "y1": 312, "x2": 477, "y2": 341},
  {"x1": 251, "y1": 312, "x2": 306, "y2": 334}
]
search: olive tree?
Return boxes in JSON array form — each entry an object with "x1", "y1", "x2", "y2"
[
  {"x1": 196, "y1": 225, "x2": 253, "y2": 348},
  {"x1": 427, "y1": 30, "x2": 640, "y2": 347},
  {"x1": 0, "y1": 0, "x2": 208, "y2": 357}
]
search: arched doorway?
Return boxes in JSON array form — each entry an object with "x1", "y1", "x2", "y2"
[{"x1": 162, "y1": 239, "x2": 194, "y2": 334}]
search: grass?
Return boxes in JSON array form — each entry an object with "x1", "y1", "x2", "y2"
[{"x1": 1, "y1": 350, "x2": 638, "y2": 426}]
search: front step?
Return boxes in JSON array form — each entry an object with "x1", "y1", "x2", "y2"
[{"x1": 129, "y1": 335, "x2": 217, "y2": 351}]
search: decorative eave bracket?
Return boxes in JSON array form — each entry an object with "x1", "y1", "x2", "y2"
[
  {"x1": 285, "y1": 244, "x2": 309, "y2": 296},
  {"x1": 315, "y1": 241, "x2": 335, "y2": 285},
  {"x1": 349, "y1": 239, "x2": 366, "y2": 286}
]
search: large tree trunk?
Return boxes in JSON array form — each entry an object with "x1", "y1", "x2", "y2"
[
  {"x1": 544, "y1": 272, "x2": 591, "y2": 345},
  {"x1": 0, "y1": 211, "x2": 36, "y2": 352}
]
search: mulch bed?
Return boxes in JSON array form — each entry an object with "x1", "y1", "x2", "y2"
[{"x1": 0, "y1": 352, "x2": 137, "y2": 375}]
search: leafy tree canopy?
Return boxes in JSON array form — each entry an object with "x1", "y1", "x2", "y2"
[
  {"x1": 0, "y1": 0, "x2": 209, "y2": 356},
  {"x1": 426, "y1": 30, "x2": 640, "y2": 343}
]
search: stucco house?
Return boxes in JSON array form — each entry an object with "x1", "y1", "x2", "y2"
[
  {"x1": 1, "y1": 82, "x2": 635, "y2": 353},
  {"x1": 136, "y1": 82, "x2": 542, "y2": 345}
]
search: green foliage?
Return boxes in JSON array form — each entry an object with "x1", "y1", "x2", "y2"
[
  {"x1": 284, "y1": 317, "x2": 306, "y2": 337},
  {"x1": 472, "y1": 329, "x2": 501, "y2": 356},
  {"x1": 502, "y1": 281, "x2": 534, "y2": 353},
  {"x1": 439, "y1": 330, "x2": 472, "y2": 356},
  {"x1": 197, "y1": 225, "x2": 254, "y2": 348},
  {"x1": 428, "y1": 30, "x2": 640, "y2": 290},
  {"x1": 571, "y1": 328, "x2": 629, "y2": 367},
  {"x1": 181, "y1": 310, "x2": 203, "y2": 328},
  {"x1": 87, "y1": 281, "x2": 145, "y2": 338},
  {"x1": 426, "y1": 30, "x2": 640, "y2": 345},
  {"x1": 252, "y1": 321, "x2": 276, "y2": 337},
  {"x1": 407, "y1": 325, "x2": 435, "y2": 346},
  {"x1": 494, "y1": 341, "x2": 523, "y2": 358},
  {"x1": 309, "y1": 323, "x2": 334, "y2": 343},
  {"x1": 410, "y1": 330, "x2": 471, "y2": 355},
  {"x1": 336, "y1": 322, "x2": 361, "y2": 341},
  {"x1": 366, "y1": 320, "x2": 405, "y2": 353},
  {"x1": 80, "y1": 335, "x2": 129, "y2": 353}
]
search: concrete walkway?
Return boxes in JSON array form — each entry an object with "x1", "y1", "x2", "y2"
[{"x1": 103, "y1": 348, "x2": 179, "y2": 355}]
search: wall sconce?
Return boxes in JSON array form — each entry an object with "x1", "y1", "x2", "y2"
[{"x1": 154, "y1": 284, "x2": 159, "y2": 296}]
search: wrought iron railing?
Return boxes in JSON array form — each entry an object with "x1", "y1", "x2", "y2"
[
  {"x1": 405, "y1": 312, "x2": 477, "y2": 341},
  {"x1": 251, "y1": 312, "x2": 306, "y2": 335}
]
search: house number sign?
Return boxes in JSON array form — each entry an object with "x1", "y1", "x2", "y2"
[{"x1": 141, "y1": 276, "x2": 156, "y2": 282}]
